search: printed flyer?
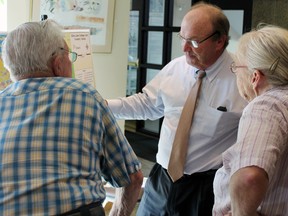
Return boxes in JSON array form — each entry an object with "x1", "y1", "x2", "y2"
[{"x1": 0, "y1": 32, "x2": 12, "y2": 90}]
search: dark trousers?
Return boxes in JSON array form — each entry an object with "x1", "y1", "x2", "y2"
[{"x1": 137, "y1": 163, "x2": 216, "y2": 216}]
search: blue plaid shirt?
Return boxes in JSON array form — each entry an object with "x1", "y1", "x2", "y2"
[{"x1": 0, "y1": 77, "x2": 141, "y2": 215}]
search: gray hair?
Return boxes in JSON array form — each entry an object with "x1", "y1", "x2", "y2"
[
  {"x1": 2, "y1": 19, "x2": 65, "y2": 81},
  {"x1": 236, "y1": 24, "x2": 288, "y2": 86}
]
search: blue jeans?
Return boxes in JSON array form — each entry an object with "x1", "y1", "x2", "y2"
[{"x1": 136, "y1": 163, "x2": 216, "y2": 216}]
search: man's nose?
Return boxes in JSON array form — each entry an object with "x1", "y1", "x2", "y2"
[{"x1": 182, "y1": 41, "x2": 193, "y2": 52}]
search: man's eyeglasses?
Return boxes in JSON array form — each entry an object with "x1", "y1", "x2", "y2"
[
  {"x1": 51, "y1": 48, "x2": 78, "y2": 63},
  {"x1": 230, "y1": 62, "x2": 248, "y2": 73},
  {"x1": 59, "y1": 48, "x2": 78, "y2": 63},
  {"x1": 177, "y1": 31, "x2": 219, "y2": 48}
]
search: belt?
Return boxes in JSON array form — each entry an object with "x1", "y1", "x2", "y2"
[
  {"x1": 162, "y1": 164, "x2": 216, "y2": 181},
  {"x1": 183, "y1": 169, "x2": 217, "y2": 178},
  {"x1": 60, "y1": 202, "x2": 103, "y2": 216}
]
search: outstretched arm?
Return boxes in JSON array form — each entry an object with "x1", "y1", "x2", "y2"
[
  {"x1": 109, "y1": 170, "x2": 143, "y2": 216},
  {"x1": 229, "y1": 166, "x2": 268, "y2": 216}
]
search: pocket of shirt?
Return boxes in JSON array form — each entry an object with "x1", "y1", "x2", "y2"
[{"x1": 192, "y1": 104, "x2": 241, "y2": 138}]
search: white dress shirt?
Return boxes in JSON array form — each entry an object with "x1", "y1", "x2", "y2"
[
  {"x1": 108, "y1": 50, "x2": 247, "y2": 174},
  {"x1": 213, "y1": 86, "x2": 288, "y2": 215}
]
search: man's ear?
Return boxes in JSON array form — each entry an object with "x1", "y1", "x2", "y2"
[
  {"x1": 215, "y1": 35, "x2": 227, "y2": 51},
  {"x1": 51, "y1": 55, "x2": 63, "y2": 77}
]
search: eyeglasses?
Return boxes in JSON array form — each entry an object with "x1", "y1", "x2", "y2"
[
  {"x1": 59, "y1": 48, "x2": 78, "y2": 63},
  {"x1": 230, "y1": 62, "x2": 248, "y2": 73},
  {"x1": 51, "y1": 47, "x2": 78, "y2": 63},
  {"x1": 177, "y1": 31, "x2": 219, "y2": 48}
]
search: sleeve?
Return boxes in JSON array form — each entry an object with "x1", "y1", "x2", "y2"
[
  {"x1": 99, "y1": 96, "x2": 142, "y2": 187},
  {"x1": 228, "y1": 98, "x2": 288, "y2": 179},
  {"x1": 107, "y1": 66, "x2": 169, "y2": 120}
]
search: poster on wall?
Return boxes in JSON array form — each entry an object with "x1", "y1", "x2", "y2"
[
  {"x1": 32, "y1": 0, "x2": 115, "y2": 53},
  {"x1": 0, "y1": 32, "x2": 12, "y2": 90},
  {"x1": 0, "y1": 30, "x2": 94, "y2": 90},
  {"x1": 64, "y1": 28, "x2": 95, "y2": 87}
]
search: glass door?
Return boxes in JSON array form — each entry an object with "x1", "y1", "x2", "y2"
[
  {"x1": 126, "y1": 0, "x2": 191, "y2": 137},
  {"x1": 126, "y1": 0, "x2": 252, "y2": 137}
]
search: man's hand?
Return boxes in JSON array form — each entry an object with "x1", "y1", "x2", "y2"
[{"x1": 109, "y1": 170, "x2": 143, "y2": 216}]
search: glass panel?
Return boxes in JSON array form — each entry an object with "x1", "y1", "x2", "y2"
[
  {"x1": 223, "y1": 10, "x2": 244, "y2": 53},
  {"x1": 145, "y1": 69, "x2": 161, "y2": 134},
  {"x1": 126, "y1": 67, "x2": 137, "y2": 95},
  {"x1": 128, "y1": 11, "x2": 139, "y2": 61},
  {"x1": 149, "y1": 0, "x2": 165, "y2": 26},
  {"x1": 146, "y1": 69, "x2": 160, "y2": 83},
  {"x1": 147, "y1": 31, "x2": 163, "y2": 65},
  {"x1": 144, "y1": 119, "x2": 160, "y2": 133},
  {"x1": 0, "y1": 0, "x2": 7, "y2": 31},
  {"x1": 171, "y1": 32, "x2": 183, "y2": 60},
  {"x1": 126, "y1": 10, "x2": 139, "y2": 96},
  {"x1": 173, "y1": 0, "x2": 191, "y2": 26}
]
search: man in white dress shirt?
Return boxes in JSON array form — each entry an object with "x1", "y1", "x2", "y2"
[{"x1": 108, "y1": 2, "x2": 246, "y2": 215}]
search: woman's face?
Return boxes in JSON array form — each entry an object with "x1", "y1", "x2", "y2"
[{"x1": 234, "y1": 60, "x2": 256, "y2": 102}]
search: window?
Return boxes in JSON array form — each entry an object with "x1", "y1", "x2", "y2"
[{"x1": 0, "y1": 0, "x2": 7, "y2": 32}]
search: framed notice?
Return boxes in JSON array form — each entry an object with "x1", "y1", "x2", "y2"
[
  {"x1": 31, "y1": 0, "x2": 115, "y2": 53},
  {"x1": 64, "y1": 29, "x2": 95, "y2": 87},
  {"x1": 0, "y1": 32, "x2": 12, "y2": 90}
]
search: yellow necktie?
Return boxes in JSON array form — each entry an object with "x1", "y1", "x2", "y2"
[{"x1": 167, "y1": 70, "x2": 206, "y2": 182}]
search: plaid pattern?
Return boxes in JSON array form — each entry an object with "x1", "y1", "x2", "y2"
[{"x1": 0, "y1": 77, "x2": 141, "y2": 216}]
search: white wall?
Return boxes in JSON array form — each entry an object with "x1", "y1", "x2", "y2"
[{"x1": 6, "y1": 0, "x2": 129, "y2": 130}]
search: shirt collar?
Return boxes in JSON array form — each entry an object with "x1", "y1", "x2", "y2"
[{"x1": 193, "y1": 50, "x2": 229, "y2": 82}]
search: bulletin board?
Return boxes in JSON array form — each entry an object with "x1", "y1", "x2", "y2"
[
  {"x1": 0, "y1": 32, "x2": 12, "y2": 90},
  {"x1": 32, "y1": 0, "x2": 115, "y2": 53},
  {"x1": 64, "y1": 28, "x2": 95, "y2": 87}
]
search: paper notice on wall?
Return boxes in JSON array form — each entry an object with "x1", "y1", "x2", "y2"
[
  {"x1": 0, "y1": 32, "x2": 12, "y2": 90},
  {"x1": 64, "y1": 29, "x2": 95, "y2": 87},
  {"x1": 0, "y1": 30, "x2": 95, "y2": 90}
]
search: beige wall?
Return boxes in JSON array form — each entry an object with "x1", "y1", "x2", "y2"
[
  {"x1": 252, "y1": 0, "x2": 288, "y2": 29},
  {"x1": 6, "y1": 0, "x2": 129, "y2": 130}
]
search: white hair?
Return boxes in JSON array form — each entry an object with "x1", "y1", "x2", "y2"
[
  {"x1": 236, "y1": 24, "x2": 288, "y2": 86},
  {"x1": 2, "y1": 19, "x2": 65, "y2": 81}
]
